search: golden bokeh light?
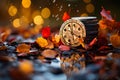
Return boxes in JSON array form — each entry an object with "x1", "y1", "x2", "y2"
[
  {"x1": 12, "y1": 18, "x2": 21, "y2": 28},
  {"x1": 22, "y1": 0, "x2": 31, "y2": 8},
  {"x1": 33, "y1": 15, "x2": 44, "y2": 25},
  {"x1": 80, "y1": 13, "x2": 88, "y2": 17},
  {"x1": 31, "y1": 25, "x2": 43, "y2": 35},
  {"x1": 41, "y1": 8, "x2": 51, "y2": 19},
  {"x1": 83, "y1": 0, "x2": 91, "y2": 3},
  {"x1": 20, "y1": 16, "x2": 29, "y2": 27},
  {"x1": 8, "y1": 5, "x2": 17, "y2": 16},
  {"x1": 19, "y1": 60, "x2": 33, "y2": 74},
  {"x1": 86, "y1": 3, "x2": 95, "y2": 13}
]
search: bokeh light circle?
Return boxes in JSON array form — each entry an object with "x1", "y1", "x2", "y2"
[
  {"x1": 33, "y1": 15, "x2": 44, "y2": 25},
  {"x1": 12, "y1": 18, "x2": 20, "y2": 28},
  {"x1": 41, "y1": 8, "x2": 51, "y2": 19},
  {"x1": 8, "y1": 5, "x2": 17, "y2": 16},
  {"x1": 86, "y1": 3, "x2": 95, "y2": 13},
  {"x1": 22, "y1": 0, "x2": 31, "y2": 8}
]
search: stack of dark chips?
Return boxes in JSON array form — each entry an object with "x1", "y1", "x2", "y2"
[{"x1": 72, "y1": 17, "x2": 98, "y2": 44}]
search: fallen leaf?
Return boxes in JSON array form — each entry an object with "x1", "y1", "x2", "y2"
[
  {"x1": 36, "y1": 37, "x2": 48, "y2": 48},
  {"x1": 59, "y1": 45, "x2": 70, "y2": 51},
  {"x1": 41, "y1": 26, "x2": 51, "y2": 38},
  {"x1": 100, "y1": 7, "x2": 112, "y2": 21},
  {"x1": 88, "y1": 37, "x2": 97, "y2": 47},
  {"x1": 16, "y1": 43, "x2": 31, "y2": 53},
  {"x1": 79, "y1": 38, "x2": 85, "y2": 48},
  {"x1": 62, "y1": 12, "x2": 70, "y2": 21},
  {"x1": 98, "y1": 46, "x2": 109, "y2": 51},
  {"x1": 0, "y1": 29, "x2": 11, "y2": 42},
  {"x1": 45, "y1": 39, "x2": 54, "y2": 49},
  {"x1": 41, "y1": 49, "x2": 58, "y2": 58},
  {"x1": 55, "y1": 34, "x2": 60, "y2": 43}
]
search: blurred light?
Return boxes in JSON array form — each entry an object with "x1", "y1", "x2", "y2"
[
  {"x1": 12, "y1": 18, "x2": 20, "y2": 28},
  {"x1": 83, "y1": 0, "x2": 91, "y2": 3},
  {"x1": 86, "y1": 3, "x2": 95, "y2": 13},
  {"x1": 22, "y1": 0, "x2": 31, "y2": 8},
  {"x1": 19, "y1": 60, "x2": 33, "y2": 74},
  {"x1": 8, "y1": 5, "x2": 17, "y2": 16},
  {"x1": 81, "y1": 13, "x2": 88, "y2": 17},
  {"x1": 33, "y1": 15, "x2": 44, "y2": 25},
  {"x1": 32, "y1": 25, "x2": 43, "y2": 34},
  {"x1": 41, "y1": 8, "x2": 51, "y2": 19},
  {"x1": 20, "y1": 16, "x2": 29, "y2": 27},
  {"x1": 32, "y1": 10, "x2": 41, "y2": 19}
]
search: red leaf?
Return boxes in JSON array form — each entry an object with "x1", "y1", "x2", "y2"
[
  {"x1": 98, "y1": 46, "x2": 109, "y2": 51},
  {"x1": 88, "y1": 37, "x2": 97, "y2": 47},
  {"x1": 59, "y1": 45, "x2": 70, "y2": 51},
  {"x1": 41, "y1": 26, "x2": 51, "y2": 38},
  {"x1": 62, "y1": 12, "x2": 70, "y2": 21},
  {"x1": 100, "y1": 7, "x2": 112, "y2": 21}
]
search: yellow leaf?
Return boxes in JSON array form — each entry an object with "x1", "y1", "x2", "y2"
[
  {"x1": 55, "y1": 34, "x2": 60, "y2": 43},
  {"x1": 45, "y1": 39, "x2": 54, "y2": 49},
  {"x1": 16, "y1": 43, "x2": 31, "y2": 53},
  {"x1": 79, "y1": 38, "x2": 85, "y2": 48},
  {"x1": 36, "y1": 37, "x2": 48, "y2": 48}
]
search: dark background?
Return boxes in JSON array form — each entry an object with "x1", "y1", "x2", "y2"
[{"x1": 0, "y1": 0, "x2": 120, "y2": 26}]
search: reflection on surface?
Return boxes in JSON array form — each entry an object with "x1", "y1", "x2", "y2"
[
  {"x1": 60, "y1": 51, "x2": 85, "y2": 80},
  {"x1": 60, "y1": 49, "x2": 120, "y2": 80}
]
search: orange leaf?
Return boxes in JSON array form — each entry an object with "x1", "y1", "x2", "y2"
[
  {"x1": 36, "y1": 37, "x2": 48, "y2": 48},
  {"x1": 16, "y1": 43, "x2": 31, "y2": 53},
  {"x1": 62, "y1": 12, "x2": 70, "y2": 21}
]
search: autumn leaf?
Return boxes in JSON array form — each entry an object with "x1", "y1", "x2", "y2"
[
  {"x1": 59, "y1": 45, "x2": 70, "y2": 51},
  {"x1": 51, "y1": 33, "x2": 61, "y2": 46},
  {"x1": 45, "y1": 39, "x2": 54, "y2": 49},
  {"x1": 41, "y1": 26, "x2": 51, "y2": 38},
  {"x1": 88, "y1": 37, "x2": 97, "y2": 47},
  {"x1": 16, "y1": 43, "x2": 31, "y2": 53},
  {"x1": 100, "y1": 7, "x2": 112, "y2": 21},
  {"x1": 0, "y1": 29, "x2": 11, "y2": 42},
  {"x1": 62, "y1": 12, "x2": 70, "y2": 21},
  {"x1": 79, "y1": 38, "x2": 85, "y2": 48},
  {"x1": 41, "y1": 49, "x2": 58, "y2": 58},
  {"x1": 36, "y1": 37, "x2": 48, "y2": 48},
  {"x1": 55, "y1": 34, "x2": 60, "y2": 43}
]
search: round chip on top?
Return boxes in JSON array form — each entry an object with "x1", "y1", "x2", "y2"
[{"x1": 59, "y1": 19, "x2": 86, "y2": 47}]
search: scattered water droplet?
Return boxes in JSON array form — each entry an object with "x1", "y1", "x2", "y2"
[
  {"x1": 53, "y1": 0, "x2": 56, "y2": 3},
  {"x1": 76, "y1": 10, "x2": 79, "y2": 12},
  {"x1": 68, "y1": 4, "x2": 71, "y2": 7},
  {"x1": 56, "y1": 17, "x2": 60, "y2": 21}
]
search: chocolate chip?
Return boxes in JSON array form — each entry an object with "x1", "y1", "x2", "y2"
[
  {"x1": 68, "y1": 39, "x2": 71, "y2": 42},
  {"x1": 78, "y1": 28, "x2": 81, "y2": 31},
  {"x1": 78, "y1": 36, "x2": 81, "y2": 38},
  {"x1": 64, "y1": 29, "x2": 66, "y2": 31},
  {"x1": 68, "y1": 24, "x2": 70, "y2": 27}
]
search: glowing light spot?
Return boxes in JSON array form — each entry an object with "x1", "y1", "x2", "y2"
[
  {"x1": 83, "y1": 0, "x2": 91, "y2": 3},
  {"x1": 41, "y1": 8, "x2": 51, "y2": 18},
  {"x1": 81, "y1": 13, "x2": 88, "y2": 17},
  {"x1": 86, "y1": 3, "x2": 95, "y2": 13},
  {"x1": 33, "y1": 15, "x2": 44, "y2": 25},
  {"x1": 19, "y1": 60, "x2": 33, "y2": 74},
  {"x1": 12, "y1": 18, "x2": 20, "y2": 28},
  {"x1": 8, "y1": 5, "x2": 17, "y2": 16},
  {"x1": 22, "y1": 0, "x2": 31, "y2": 8},
  {"x1": 20, "y1": 16, "x2": 29, "y2": 27}
]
